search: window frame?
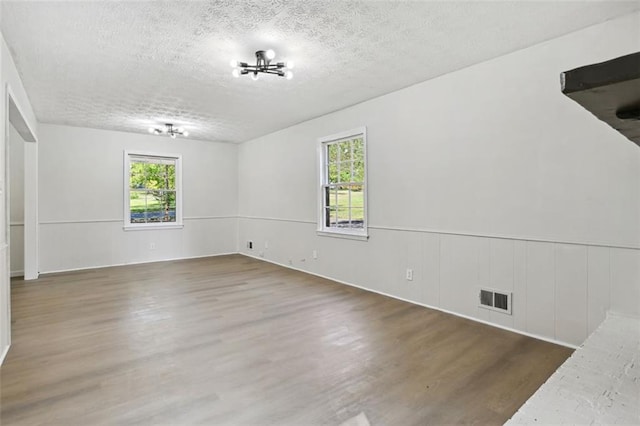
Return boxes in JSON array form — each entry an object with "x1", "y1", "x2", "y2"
[
  {"x1": 123, "y1": 150, "x2": 183, "y2": 231},
  {"x1": 317, "y1": 127, "x2": 368, "y2": 240}
]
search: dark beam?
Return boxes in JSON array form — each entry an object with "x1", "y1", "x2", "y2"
[{"x1": 561, "y1": 52, "x2": 640, "y2": 147}]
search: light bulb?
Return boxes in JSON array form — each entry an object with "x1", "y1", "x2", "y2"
[
  {"x1": 229, "y1": 59, "x2": 238, "y2": 67},
  {"x1": 148, "y1": 127, "x2": 155, "y2": 133},
  {"x1": 286, "y1": 60, "x2": 295, "y2": 69},
  {"x1": 251, "y1": 72, "x2": 259, "y2": 81},
  {"x1": 183, "y1": 131, "x2": 189, "y2": 137},
  {"x1": 285, "y1": 70, "x2": 293, "y2": 80},
  {"x1": 177, "y1": 127, "x2": 184, "y2": 133},
  {"x1": 232, "y1": 68, "x2": 240, "y2": 78},
  {"x1": 170, "y1": 133, "x2": 176, "y2": 139},
  {"x1": 265, "y1": 49, "x2": 275, "y2": 60}
]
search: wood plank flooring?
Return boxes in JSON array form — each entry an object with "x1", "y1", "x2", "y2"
[{"x1": 1, "y1": 255, "x2": 572, "y2": 425}]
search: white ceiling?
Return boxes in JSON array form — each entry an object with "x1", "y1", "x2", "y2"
[{"x1": 2, "y1": 1, "x2": 639, "y2": 143}]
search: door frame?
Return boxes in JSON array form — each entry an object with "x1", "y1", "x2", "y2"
[{"x1": 5, "y1": 83, "x2": 38, "y2": 282}]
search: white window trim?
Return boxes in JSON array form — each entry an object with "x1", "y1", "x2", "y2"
[
  {"x1": 123, "y1": 150, "x2": 184, "y2": 231},
  {"x1": 316, "y1": 126, "x2": 368, "y2": 241}
]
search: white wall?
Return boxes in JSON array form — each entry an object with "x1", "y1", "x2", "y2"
[
  {"x1": 9, "y1": 123, "x2": 24, "y2": 276},
  {"x1": 38, "y1": 124, "x2": 238, "y2": 273},
  {"x1": 237, "y1": 12, "x2": 640, "y2": 347}
]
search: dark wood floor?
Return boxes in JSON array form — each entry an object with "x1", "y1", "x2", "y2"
[{"x1": 1, "y1": 254, "x2": 572, "y2": 425}]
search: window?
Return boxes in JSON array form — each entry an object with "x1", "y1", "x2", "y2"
[
  {"x1": 124, "y1": 151, "x2": 182, "y2": 229},
  {"x1": 318, "y1": 127, "x2": 367, "y2": 239}
]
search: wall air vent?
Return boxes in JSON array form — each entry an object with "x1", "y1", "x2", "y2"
[
  {"x1": 479, "y1": 288, "x2": 512, "y2": 315},
  {"x1": 480, "y1": 289, "x2": 493, "y2": 307}
]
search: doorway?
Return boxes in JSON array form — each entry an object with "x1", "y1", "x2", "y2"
[
  {"x1": 7, "y1": 93, "x2": 37, "y2": 280},
  {"x1": 1, "y1": 90, "x2": 38, "y2": 359}
]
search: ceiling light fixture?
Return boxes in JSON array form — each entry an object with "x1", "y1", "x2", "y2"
[
  {"x1": 230, "y1": 49, "x2": 294, "y2": 80},
  {"x1": 148, "y1": 123, "x2": 189, "y2": 139}
]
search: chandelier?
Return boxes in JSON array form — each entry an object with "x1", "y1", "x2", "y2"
[
  {"x1": 230, "y1": 49, "x2": 294, "y2": 80},
  {"x1": 148, "y1": 123, "x2": 189, "y2": 139}
]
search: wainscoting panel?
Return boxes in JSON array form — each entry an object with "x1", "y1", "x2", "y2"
[
  {"x1": 488, "y1": 238, "x2": 516, "y2": 329},
  {"x1": 524, "y1": 242, "x2": 556, "y2": 339},
  {"x1": 610, "y1": 248, "x2": 640, "y2": 317},
  {"x1": 555, "y1": 244, "x2": 588, "y2": 346},
  {"x1": 39, "y1": 217, "x2": 238, "y2": 273},
  {"x1": 439, "y1": 234, "x2": 481, "y2": 319},
  {"x1": 587, "y1": 246, "x2": 610, "y2": 335}
]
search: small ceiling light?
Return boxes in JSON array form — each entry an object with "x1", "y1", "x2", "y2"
[
  {"x1": 230, "y1": 49, "x2": 295, "y2": 79},
  {"x1": 148, "y1": 123, "x2": 188, "y2": 139}
]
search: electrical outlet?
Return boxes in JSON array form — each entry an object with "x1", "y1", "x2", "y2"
[
  {"x1": 247, "y1": 241, "x2": 253, "y2": 249},
  {"x1": 405, "y1": 268, "x2": 413, "y2": 281},
  {"x1": 312, "y1": 250, "x2": 318, "y2": 259},
  {"x1": 149, "y1": 242, "x2": 156, "y2": 250},
  {"x1": 259, "y1": 251, "x2": 264, "y2": 257},
  {"x1": 288, "y1": 258, "x2": 293, "y2": 265}
]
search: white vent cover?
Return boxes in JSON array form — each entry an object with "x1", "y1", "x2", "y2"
[{"x1": 479, "y1": 288, "x2": 512, "y2": 315}]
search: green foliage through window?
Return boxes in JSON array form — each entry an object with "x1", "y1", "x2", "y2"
[
  {"x1": 323, "y1": 135, "x2": 365, "y2": 230},
  {"x1": 129, "y1": 157, "x2": 177, "y2": 224}
]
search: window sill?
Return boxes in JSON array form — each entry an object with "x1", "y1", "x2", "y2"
[
  {"x1": 316, "y1": 230, "x2": 369, "y2": 241},
  {"x1": 124, "y1": 223, "x2": 184, "y2": 231}
]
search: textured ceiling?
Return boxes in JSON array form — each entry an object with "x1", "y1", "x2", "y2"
[{"x1": 2, "y1": 1, "x2": 639, "y2": 143}]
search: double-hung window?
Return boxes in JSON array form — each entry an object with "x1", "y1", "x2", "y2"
[
  {"x1": 124, "y1": 151, "x2": 183, "y2": 230},
  {"x1": 318, "y1": 127, "x2": 368, "y2": 239}
]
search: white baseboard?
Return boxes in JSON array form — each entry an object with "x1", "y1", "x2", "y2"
[
  {"x1": 10, "y1": 270, "x2": 24, "y2": 278},
  {"x1": 241, "y1": 252, "x2": 579, "y2": 350}
]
